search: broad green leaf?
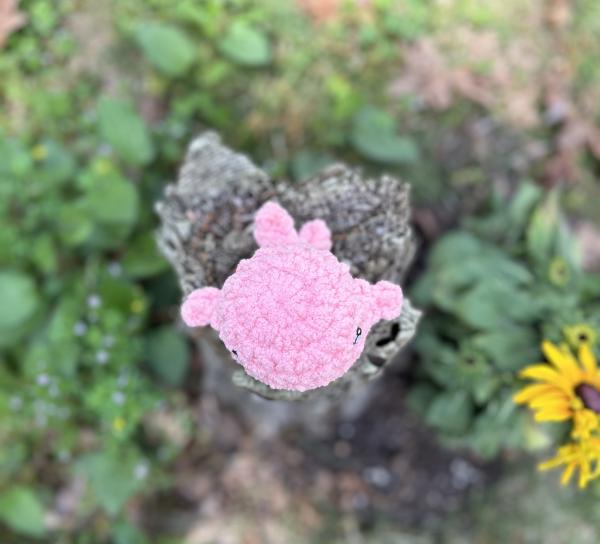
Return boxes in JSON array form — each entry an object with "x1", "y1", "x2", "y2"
[
  {"x1": 0, "y1": 137, "x2": 33, "y2": 177},
  {"x1": 97, "y1": 276, "x2": 147, "y2": 319},
  {"x1": 426, "y1": 390, "x2": 473, "y2": 434},
  {"x1": 555, "y1": 219, "x2": 581, "y2": 270},
  {"x1": 507, "y1": 182, "x2": 542, "y2": 231},
  {"x1": 469, "y1": 394, "x2": 521, "y2": 458},
  {"x1": 218, "y1": 22, "x2": 272, "y2": 67},
  {"x1": 0, "y1": 271, "x2": 39, "y2": 342},
  {"x1": 472, "y1": 328, "x2": 540, "y2": 371},
  {"x1": 34, "y1": 140, "x2": 76, "y2": 186},
  {"x1": 146, "y1": 327, "x2": 189, "y2": 386},
  {"x1": 526, "y1": 190, "x2": 559, "y2": 264},
  {"x1": 0, "y1": 486, "x2": 45, "y2": 537},
  {"x1": 56, "y1": 202, "x2": 94, "y2": 246},
  {"x1": 406, "y1": 383, "x2": 437, "y2": 415},
  {"x1": 77, "y1": 449, "x2": 144, "y2": 516},
  {"x1": 350, "y1": 106, "x2": 419, "y2": 164},
  {"x1": 291, "y1": 151, "x2": 334, "y2": 182},
  {"x1": 113, "y1": 521, "x2": 149, "y2": 544},
  {"x1": 30, "y1": 234, "x2": 58, "y2": 275},
  {"x1": 135, "y1": 22, "x2": 196, "y2": 76},
  {"x1": 84, "y1": 175, "x2": 140, "y2": 228},
  {"x1": 455, "y1": 280, "x2": 539, "y2": 330},
  {"x1": 428, "y1": 232, "x2": 483, "y2": 269},
  {"x1": 97, "y1": 99, "x2": 154, "y2": 166},
  {"x1": 122, "y1": 233, "x2": 169, "y2": 279}
]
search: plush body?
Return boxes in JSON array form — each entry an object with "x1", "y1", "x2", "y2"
[{"x1": 181, "y1": 202, "x2": 403, "y2": 391}]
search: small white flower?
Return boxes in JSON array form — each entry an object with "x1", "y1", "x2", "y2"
[
  {"x1": 117, "y1": 374, "x2": 129, "y2": 387},
  {"x1": 57, "y1": 450, "x2": 71, "y2": 462},
  {"x1": 35, "y1": 415, "x2": 48, "y2": 428},
  {"x1": 96, "y1": 350, "x2": 109, "y2": 365},
  {"x1": 134, "y1": 462, "x2": 149, "y2": 480},
  {"x1": 112, "y1": 391, "x2": 126, "y2": 405},
  {"x1": 74, "y1": 321, "x2": 88, "y2": 336},
  {"x1": 87, "y1": 294, "x2": 102, "y2": 308},
  {"x1": 37, "y1": 373, "x2": 50, "y2": 386},
  {"x1": 9, "y1": 396, "x2": 22, "y2": 411},
  {"x1": 103, "y1": 335, "x2": 115, "y2": 347},
  {"x1": 107, "y1": 262, "x2": 122, "y2": 277}
]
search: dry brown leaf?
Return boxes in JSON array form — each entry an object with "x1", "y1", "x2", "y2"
[
  {"x1": 574, "y1": 222, "x2": 600, "y2": 272},
  {"x1": 392, "y1": 26, "x2": 545, "y2": 129},
  {"x1": 0, "y1": 0, "x2": 26, "y2": 47},
  {"x1": 296, "y1": 0, "x2": 343, "y2": 23}
]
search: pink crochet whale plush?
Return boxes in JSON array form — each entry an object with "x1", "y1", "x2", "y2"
[{"x1": 181, "y1": 202, "x2": 403, "y2": 391}]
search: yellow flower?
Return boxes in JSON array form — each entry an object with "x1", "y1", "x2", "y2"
[
  {"x1": 539, "y1": 437, "x2": 600, "y2": 488},
  {"x1": 564, "y1": 324, "x2": 598, "y2": 350},
  {"x1": 548, "y1": 257, "x2": 570, "y2": 286},
  {"x1": 112, "y1": 416, "x2": 126, "y2": 433},
  {"x1": 573, "y1": 409, "x2": 599, "y2": 440},
  {"x1": 130, "y1": 299, "x2": 144, "y2": 314},
  {"x1": 31, "y1": 144, "x2": 48, "y2": 161},
  {"x1": 513, "y1": 341, "x2": 600, "y2": 423}
]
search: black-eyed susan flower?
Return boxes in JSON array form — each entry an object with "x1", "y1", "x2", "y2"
[
  {"x1": 513, "y1": 341, "x2": 600, "y2": 424},
  {"x1": 538, "y1": 437, "x2": 600, "y2": 488},
  {"x1": 548, "y1": 256, "x2": 570, "y2": 286},
  {"x1": 564, "y1": 324, "x2": 598, "y2": 350},
  {"x1": 515, "y1": 341, "x2": 600, "y2": 487}
]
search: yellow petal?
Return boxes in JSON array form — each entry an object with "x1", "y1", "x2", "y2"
[
  {"x1": 519, "y1": 365, "x2": 571, "y2": 390},
  {"x1": 539, "y1": 456, "x2": 566, "y2": 471},
  {"x1": 580, "y1": 344, "x2": 598, "y2": 375},
  {"x1": 529, "y1": 392, "x2": 569, "y2": 409},
  {"x1": 513, "y1": 383, "x2": 556, "y2": 404},
  {"x1": 534, "y1": 407, "x2": 572, "y2": 421},
  {"x1": 579, "y1": 462, "x2": 591, "y2": 488},
  {"x1": 560, "y1": 462, "x2": 577, "y2": 486},
  {"x1": 542, "y1": 341, "x2": 582, "y2": 383}
]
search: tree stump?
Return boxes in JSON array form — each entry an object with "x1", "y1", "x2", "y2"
[{"x1": 155, "y1": 132, "x2": 421, "y2": 436}]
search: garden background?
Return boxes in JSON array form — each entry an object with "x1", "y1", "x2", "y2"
[{"x1": 1, "y1": 0, "x2": 600, "y2": 542}]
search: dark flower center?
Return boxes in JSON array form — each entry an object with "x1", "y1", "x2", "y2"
[{"x1": 575, "y1": 383, "x2": 600, "y2": 414}]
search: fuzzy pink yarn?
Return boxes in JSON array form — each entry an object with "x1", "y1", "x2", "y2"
[{"x1": 181, "y1": 201, "x2": 403, "y2": 391}]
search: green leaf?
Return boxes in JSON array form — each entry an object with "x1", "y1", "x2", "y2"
[
  {"x1": 428, "y1": 232, "x2": 483, "y2": 269},
  {"x1": 455, "y1": 280, "x2": 540, "y2": 330},
  {"x1": 122, "y1": 233, "x2": 169, "y2": 279},
  {"x1": 30, "y1": 234, "x2": 58, "y2": 275},
  {"x1": 426, "y1": 390, "x2": 473, "y2": 434},
  {"x1": 35, "y1": 140, "x2": 76, "y2": 186},
  {"x1": 290, "y1": 151, "x2": 334, "y2": 182},
  {"x1": 526, "y1": 190, "x2": 559, "y2": 264},
  {"x1": 0, "y1": 486, "x2": 45, "y2": 537},
  {"x1": 84, "y1": 175, "x2": 139, "y2": 228},
  {"x1": 0, "y1": 137, "x2": 33, "y2": 177},
  {"x1": 97, "y1": 99, "x2": 154, "y2": 166},
  {"x1": 218, "y1": 22, "x2": 271, "y2": 67},
  {"x1": 350, "y1": 106, "x2": 419, "y2": 165},
  {"x1": 56, "y1": 202, "x2": 94, "y2": 246},
  {"x1": 472, "y1": 328, "x2": 540, "y2": 371},
  {"x1": 146, "y1": 327, "x2": 189, "y2": 386},
  {"x1": 135, "y1": 22, "x2": 196, "y2": 76},
  {"x1": 0, "y1": 271, "x2": 40, "y2": 346},
  {"x1": 77, "y1": 449, "x2": 144, "y2": 516},
  {"x1": 507, "y1": 182, "x2": 542, "y2": 231},
  {"x1": 406, "y1": 383, "x2": 437, "y2": 415},
  {"x1": 113, "y1": 521, "x2": 149, "y2": 544}
]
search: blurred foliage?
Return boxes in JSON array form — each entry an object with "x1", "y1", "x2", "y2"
[
  {"x1": 410, "y1": 185, "x2": 600, "y2": 458},
  {"x1": 0, "y1": 0, "x2": 599, "y2": 541}
]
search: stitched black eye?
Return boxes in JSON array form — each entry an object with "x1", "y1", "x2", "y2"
[
  {"x1": 353, "y1": 327, "x2": 362, "y2": 345},
  {"x1": 232, "y1": 350, "x2": 238, "y2": 356}
]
